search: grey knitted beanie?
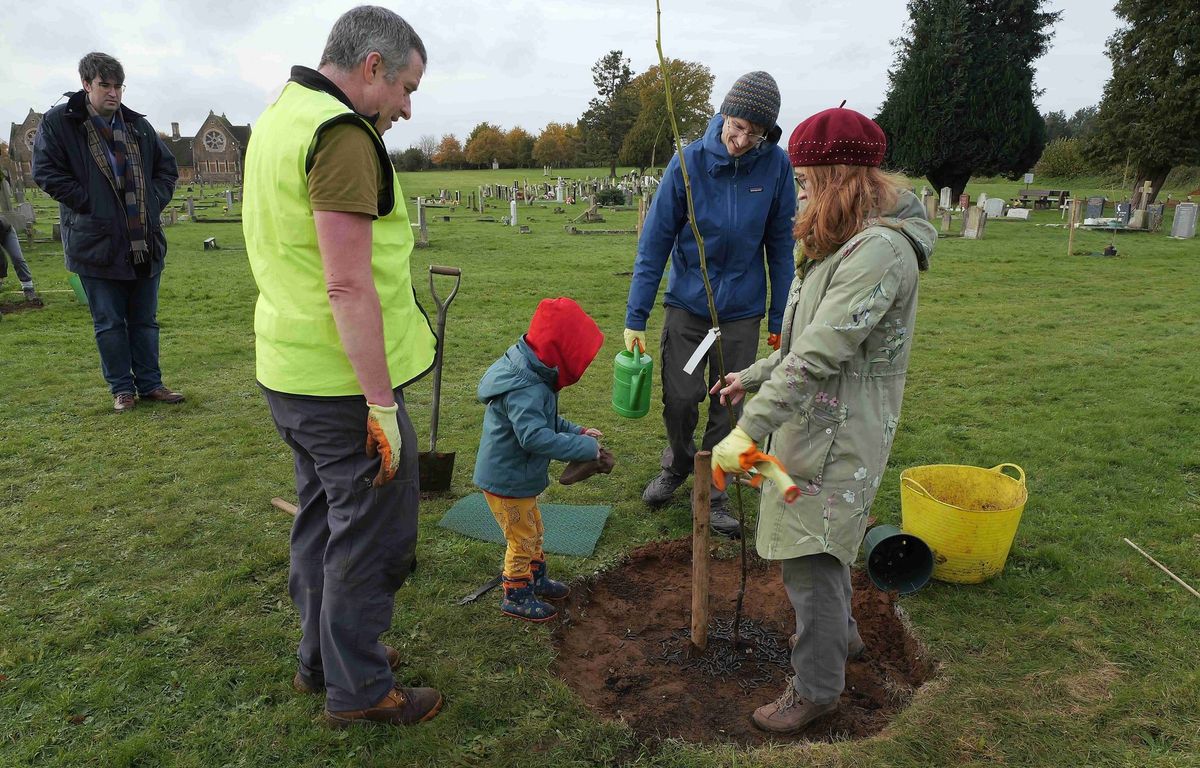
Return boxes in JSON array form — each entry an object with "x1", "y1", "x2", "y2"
[{"x1": 719, "y1": 71, "x2": 781, "y2": 131}]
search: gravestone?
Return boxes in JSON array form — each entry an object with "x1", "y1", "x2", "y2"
[
  {"x1": 1085, "y1": 196, "x2": 1106, "y2": 219},
  {"x1": 1146, "y1": 203, "x2": 1165, "y2": 231},
  {"x1": 187, "y1": 196, "x2": 196, "y2": 220},
  {"x1": 1171, "y1": 203, "x2": 1197, "y2": 238},
  {"x1": 958, "y1": 193, "x2": 970, "y2": 211},
  {"x1": 1115, "y1": 202, "x2": 1131, "y2": 226},
  {"x1": 983, "y1": 197, "x2": 1006, "y2": 218},
  {"x1": 225, "y1": 189, "x2": 234, "y2": 209},
  {"x1": 940, "y1": 209, "x2": 953, "y2": 232},
  {"x1": 52, "y1": 223, "x2": 61, "y2": 242},
  {"x1": 416, "y1": 198, "x2": 428, "y2": 246},
  {"x1": 978, "y1": 192, "x2": 989, "y2": 206},
  {"x1": 939, "y1": 187, "x2": 951, "y2": 210},
  {"x1": 922, "y1": 191, "x2": 937, "y2": 222},
  {"x1": 510, "y1": 199, "x2": 517, "y2": 227},
  {"x1": 1006, "y1": 208, "x2": 1031, "y2": 220},
  {"x1": 962, "y1": 206, "x2": 987, "y2": 240}
]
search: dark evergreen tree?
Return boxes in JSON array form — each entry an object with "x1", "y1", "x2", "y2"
[
  {"x1": 877, "y1": 0, "x2": 1059, "y2": 199},
  {"x1": 1084, "y1": 0, "x2": 1199, "y2": 205},
  {"x1": 1044, "y1": 110, "x2": 1070, "y2": 142},
  {"x1": 579, "y1": 51, "x2": 638, "y2": 177}
]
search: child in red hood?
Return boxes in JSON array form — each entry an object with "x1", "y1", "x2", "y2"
[{"x1": 473, "y1": 298, "x2": 607, "y2": 621}]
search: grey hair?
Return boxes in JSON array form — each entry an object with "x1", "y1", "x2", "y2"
[
  {"x1": 78, "y1": 52, "x2": 125, "y2": 84},
  {"x1": 319, "y1": 6, "x2": 426, "y2": 81}
]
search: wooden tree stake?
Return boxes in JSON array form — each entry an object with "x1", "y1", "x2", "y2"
[{"x1": 690, "y1": 451, "x2": 712, "y2": 653}]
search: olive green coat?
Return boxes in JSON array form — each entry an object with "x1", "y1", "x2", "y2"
[{"x1": 737, "y1": 191, "x2": 936, "y2": 564}]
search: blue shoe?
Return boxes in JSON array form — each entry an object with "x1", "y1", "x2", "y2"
[
  {"x1": 531, "y1": 559, "x2": 570, "y2": 600},
  {"x1": 500, "y1": 577, "x2": 558, "y2": 623}
]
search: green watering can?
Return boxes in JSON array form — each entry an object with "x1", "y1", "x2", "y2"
[{"x1": 612, "y1": 346, "x2": 653, "y2": 418}]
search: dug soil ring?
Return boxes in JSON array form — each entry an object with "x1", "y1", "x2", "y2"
[{"x1": 552, "y1": 538, "x2": 932, "y2": 746}]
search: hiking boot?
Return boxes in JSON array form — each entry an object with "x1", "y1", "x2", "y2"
[
  {"x1": 500, "y1": 577, "x2": 558, "y2": 622},
  {"x1": 323, "y1": 685, "x2": 443, "y2": 728},
  {"x1": 140, "y1": 386, "x2": 185, "y2": 404},
  {"x1": 709, "y1": 498, "x2": 741, "y2": 538},
  {"x1": 751, "y1": 683, "x2": 838, "y2": 734},
  {"x1": 113, "y1": 392, "x2": 136, "y2": 412},
  {"x1": 531, "y1": 558, "x2": 569, "y2": 600},
  {"x1": 22, "y1": 286, "x2": 38, "y2": 302},
  {"x1": 293, "y1": 644, "x2": 402, "y2": 694},
  {"x1": 788, "y1": 633, "x2": 866, "y2": 660},
  {"x1": 642, "y1": 469, "x2": 686, "y2": 506},
  {"x1": 559, "y1": 447, "x2": 616, "y2": 485}
]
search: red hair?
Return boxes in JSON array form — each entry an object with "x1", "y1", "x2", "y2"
[{"x1": 793, "y1": 165, "x2": 905, "y2": 261}]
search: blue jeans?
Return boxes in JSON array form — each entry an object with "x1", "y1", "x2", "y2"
[
  {"x1": 79, "y1": 273, "x2": 163, "y2": 395},
  {"x1": 1, "y1": 223, "x2": 34, "y2": 286}
]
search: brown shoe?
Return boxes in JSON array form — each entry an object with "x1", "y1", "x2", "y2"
[
  {"x1": 293, "y1": 644, "x2": 402, "y2": 694},
  {"x1": 324, "y1": 686, "x2": 443, "y2": 728},
  {"x1": 113, "y1": 393, "x2": 136, "y2": 412},
  {"x1": 559, "y1": 447, "x2": 616, "y2": 485},
  {"x1": 751, "y1": 684, "x2": 838, "y2": 734},
  {"x1": 140, "y1": 387, "x2": 185, "y2": 403}
]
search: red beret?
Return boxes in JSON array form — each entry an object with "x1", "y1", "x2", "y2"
[{"x1": 788, "y1": 107, "x2": 887, "y2": 167}]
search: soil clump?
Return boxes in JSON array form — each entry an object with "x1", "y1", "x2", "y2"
[{"x1": 552, "y1": 537, "x2": 931, "y2": 746}]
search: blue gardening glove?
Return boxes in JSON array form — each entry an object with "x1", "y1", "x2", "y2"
[
  {"x1": 365, "y1": 402, "x2": 402, "y2": 487},
  {"x1": 623, "y1": 328, "x2": 646, "y2": 353}
]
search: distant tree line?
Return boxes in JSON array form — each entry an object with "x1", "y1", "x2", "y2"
[{"x1": 390, "y1": 51, "x2": 714, "y2": 176}]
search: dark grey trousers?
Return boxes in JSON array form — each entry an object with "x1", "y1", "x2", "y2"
[
  {"x1": 659, "y1": 306, "x2": 761, "y2": 496},
  {"x1": 264, "y1": 387, "x2": 419, "y2": 711},
  {"x1": 781, "y1": 553, "x2": 861, "y2": 705}
]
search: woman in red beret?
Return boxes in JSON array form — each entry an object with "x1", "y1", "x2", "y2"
[{"x1": 710, "y1": 106, "x2": 937, "y2": 734}]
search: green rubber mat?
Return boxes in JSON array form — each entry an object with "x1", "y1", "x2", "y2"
[{"x1": 437, "y1": 493, "x2": 611, "y2": 557}]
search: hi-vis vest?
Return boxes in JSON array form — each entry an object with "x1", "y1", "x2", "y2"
[{"x1": 243, "y1": 81, "x2": 435, "y2": 396}]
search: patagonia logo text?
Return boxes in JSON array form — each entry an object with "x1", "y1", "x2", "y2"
[{"x1": 749, "y1": 186, "x2": 763, "y2": 193}]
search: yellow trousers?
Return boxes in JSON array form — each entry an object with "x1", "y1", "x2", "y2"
[{"x1": 482, "y1": 492, "x2": 545, "y2": 581}]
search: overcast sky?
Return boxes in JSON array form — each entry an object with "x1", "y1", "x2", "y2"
[{"x1": 2, "y1": 0, "x2": 1118, "y2": 152}]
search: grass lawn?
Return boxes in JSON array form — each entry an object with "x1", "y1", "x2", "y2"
[{"x1": 1, "y1": 168, "x2": 1198, "y2": 767}]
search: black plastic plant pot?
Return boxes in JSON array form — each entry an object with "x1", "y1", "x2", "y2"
[{"x1": 863, "y1": 524, "x2": 933, "y2": 595}]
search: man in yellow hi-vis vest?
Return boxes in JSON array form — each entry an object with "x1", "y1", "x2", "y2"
[{"x1": 242, "y1": 6, "x2": 441, "y2": 728}]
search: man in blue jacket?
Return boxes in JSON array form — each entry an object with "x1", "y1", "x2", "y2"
[
  {"x1": 623, "y1": 71, "x2": 795, "y2": 536},
  {"x1": 33, "y1": 52, "x2": 182, "y2": 412}
]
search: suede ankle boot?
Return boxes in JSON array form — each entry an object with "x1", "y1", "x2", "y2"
[{"x1": 531, "y1": 559, "x2": 570, "y2": 600}]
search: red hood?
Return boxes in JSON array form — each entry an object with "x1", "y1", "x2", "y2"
[{"x1": 524, "y1": 297, "x2": 604, "y2": 390}]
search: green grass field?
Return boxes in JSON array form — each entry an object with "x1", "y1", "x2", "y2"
[{"x1": 1, "y1": 167, "x2": 1198, "y2": 767}]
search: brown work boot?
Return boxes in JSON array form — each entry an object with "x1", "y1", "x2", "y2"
[
  {"x1": 751, "y1": 683, "x2": 838, "y2": 734},
  {"x1": 293, "y1": 644, "x2": 402, "y2": 694},
  {"x1": 113, "y1": 392, "x2": 136, "y2": 412},
  {"x1": 140, "y1": 386, "x2": 185, "y2": 403},
  {"x1": 323, "y1": 685, "x2": 443, "y2": 728}
]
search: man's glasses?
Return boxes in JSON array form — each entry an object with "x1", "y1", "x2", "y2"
[
  {"x1": 91, "y1": 81, "x2": 126, "y2": 94},
  {"x1": 727, "y1": 123, "x2": 766, "y2": 148}
]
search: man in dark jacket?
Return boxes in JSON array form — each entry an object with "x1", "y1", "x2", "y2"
[
  {"x1": 33, "y1": 52, "x2": 183, "y2": 412},
  {"x1": 623, "y1": 71, "x2": 796, "y2": 537}
]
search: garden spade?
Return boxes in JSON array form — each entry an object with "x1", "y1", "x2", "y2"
[{"x1": 418, "y1": 265, "x2": 461, "y2": 494}]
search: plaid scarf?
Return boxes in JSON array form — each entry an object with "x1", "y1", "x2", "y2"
[{"x1": 83, "y1": 101, "x2": 150, "y2": 268}]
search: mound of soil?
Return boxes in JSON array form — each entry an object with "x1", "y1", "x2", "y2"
[
  {"x1": 552, "y1": 538, "x2": 931, "y2": 746},
  {"x1": 0, "y1": 297, "x2": 45, "y2": 315}
]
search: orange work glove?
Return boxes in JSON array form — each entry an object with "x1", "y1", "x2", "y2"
[
  {"x1": 767, "y1": 332, "x2": 781, "y2": 350},
  {"x1": 365, "y1": 402, "x2": 402, "y2": 487}
]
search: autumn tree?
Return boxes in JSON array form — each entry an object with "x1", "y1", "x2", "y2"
[
  {"x1": 619, "y1": 58, "x2": 714, "y2": 171},
  {"x1": 431, "y1": 134, "x2": 466, "y2": 169},
  {"x1": 464, "y1": 122, "x2": 510, "y2": 168},
  {"x1": 532, "y1": 122, "x2": 581, "y2": 169},
  {"x1": 579, "y1": 50, "x2": 639, "y2": 177},
  {"x1": 506, "y1": 127, "x2": 536, "y2": 168},
  {"x1": 876, "y1": 0, "x2": 1059, "y2": 199},
  {"x1": 1084, "y1": 0, "x2": 1199, "y2": 205}
]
